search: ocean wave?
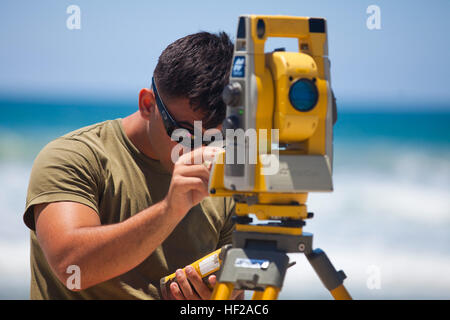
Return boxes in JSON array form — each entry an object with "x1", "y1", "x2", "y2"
[{"x1": 310, "y1": 170, "x2": 450, "y2": 226}]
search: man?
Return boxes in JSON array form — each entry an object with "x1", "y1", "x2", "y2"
[{"x1": 23, "y1": 31, "x2": 243, "y2": 300}]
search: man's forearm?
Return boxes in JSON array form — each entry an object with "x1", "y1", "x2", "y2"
[{"x1": 59, "y1": 200, "x2": 181, "y2": 290}]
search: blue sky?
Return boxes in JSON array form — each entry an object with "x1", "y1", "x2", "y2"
[{"x1": 0, "y1": 0, "x2": 449, "y2": 108}]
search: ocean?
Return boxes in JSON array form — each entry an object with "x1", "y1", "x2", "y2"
[{"x1": 1, "y1": 98, "x2": 449, "y2": 299}]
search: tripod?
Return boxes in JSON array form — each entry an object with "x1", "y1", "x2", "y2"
[{"x1": 211, "y1": 201, "x2": 352, "y2": 300}]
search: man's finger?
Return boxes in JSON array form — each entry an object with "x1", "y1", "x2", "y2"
[
  {"x1": 208, "y1": 275, "x2": 217, "y2": 288},
  {"x1": 178, "y1": 146, "x2": 222, "y2": 166},
  {"x1": 185, "y1": 266, "x2": 213, "y2": 300},
  {"x1": 176, "y1": 164, "x2": 210, "y2": 181},
  {"x1": 175, "y1": 269, "x2": 200, "y2": 300},
  {"x1": 202, "y1": 147, "x2": 223, "y2": 165},
  {"x1": 175, "y1": 177, "x2": 208, "y2": 194},
  {"x1": 170, "y1": 282, "x2": 185, "y2": 300}
]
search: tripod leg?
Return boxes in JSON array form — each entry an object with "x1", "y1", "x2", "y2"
[
  {"x1": 306, "y1": 248, "x2": 352, "y2": 300},
  {"x1": 330, "y1": 285, "x2": 352, "y2": 300},
  {"x1": 251, "y1": 286, "x2": 279, "y2": 300},
  {"x1": 261, "y1": 286, "x2": 280, "y2": 300},
  {"x1": 211, "y1": 282, "x2": 234, "y2": 300},
  {"x1": 252, "y1": 291, "x2": 264, "y2": 300}
]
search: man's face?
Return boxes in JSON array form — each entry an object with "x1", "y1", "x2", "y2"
[{"x1": 148, "y1": 93, "x2": 216, "y2": 172}]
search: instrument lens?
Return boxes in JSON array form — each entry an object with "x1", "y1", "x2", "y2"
[{"x1": 289, "y1": 78, "x2": 318, "y2": 112}]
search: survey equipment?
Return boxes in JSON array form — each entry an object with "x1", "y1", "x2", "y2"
[{"x1": 160, "y1": 14, "x2": 351, "y2": 300}]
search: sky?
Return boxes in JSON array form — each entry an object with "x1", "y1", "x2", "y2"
[{"x1": 0, "y1": 0, "x2": 449, "y2": 108}]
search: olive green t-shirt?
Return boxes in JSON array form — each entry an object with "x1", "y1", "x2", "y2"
[{"x1": 23, "y1": 119, "x2": 235, "y2": 300}]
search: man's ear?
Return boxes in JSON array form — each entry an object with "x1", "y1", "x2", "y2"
[{"x1": 138, "y1": 88, "x2": 155, "y2": 120}]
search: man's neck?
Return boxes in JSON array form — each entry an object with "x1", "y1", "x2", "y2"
[{"x1": 122, "y1": 112, "x2": 159, "y2": 161}]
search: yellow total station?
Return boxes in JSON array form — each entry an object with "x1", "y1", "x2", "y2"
[
  {"x1": 207, "y1": 15, "x2": 350, "y2": 300},
  {"x1": 158, "y1": 15, "x2": 350, "y2": 301},
  {"x1": 209, "y1": 14, "x2": 336, "y2": 227}
]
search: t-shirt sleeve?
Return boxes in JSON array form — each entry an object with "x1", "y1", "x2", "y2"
[
  {"x1": 216, "y1": 197, "x2": 236, "y2": 249},
  {"x1": 23, "y1": 138, "x2": 102, "y2": 231}
]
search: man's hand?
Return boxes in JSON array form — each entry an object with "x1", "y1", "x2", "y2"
[
  {"x1": 166, "y1": 267, "x2": 216, "y2": 300},
  {"x1": 164, "y1": 266, "x2": 244, "y2": 300},
  {"x1": 164, "y1": 146, "x2": 221, "y2": 219}
]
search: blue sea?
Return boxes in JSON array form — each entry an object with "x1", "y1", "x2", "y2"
[{"x1": 1, "y1": 97, "x2": 449, "y2": 299}]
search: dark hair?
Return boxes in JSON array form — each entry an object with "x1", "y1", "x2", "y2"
[{"x1": 153, "y1": 31, "x2": 234, "y2": 128}]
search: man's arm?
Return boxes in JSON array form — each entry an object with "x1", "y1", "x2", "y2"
[
  {"x1": 35, "y1": 200, "x2": 177, "y2": 290},
  {"x1": 34, "y1": 147, "x2": 218, "y2": 291}
]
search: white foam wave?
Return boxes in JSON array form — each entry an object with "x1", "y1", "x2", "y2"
[
  {"x1": 0, "y1": 162, "x2": 31, "y2": 240},
  {"x1": 310, "y1": 171, "x2": 450, "y2": 226},
  {"x1": 0, "y1": 240, "x2": 30, "y2": 299}
]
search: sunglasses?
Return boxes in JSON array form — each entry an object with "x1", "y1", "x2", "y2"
[{"x1": 152, "y1": 77, "x2": 218, "y2": 148}]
